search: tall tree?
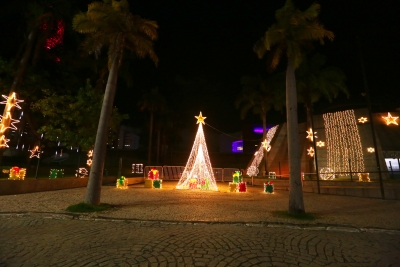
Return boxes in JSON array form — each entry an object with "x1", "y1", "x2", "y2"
[
  {"x1": 254, "y1": 0, "x2": 334, "y2": 214},
  {"x1": 73, "y1": 0, "x2": 158, "y2": 205},
  {"x1": 137, "y1": 87, "x2": 167, "y2": 166},
  {"x1": 235, "y1": 73, "x2": 284, "y2": 174}
]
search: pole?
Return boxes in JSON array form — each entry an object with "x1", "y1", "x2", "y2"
[
  {"x1": 310, "y1": 108, "x2": 321, "y2": 193},
  {"x1": 357, "y1": 36, "x2": 385, "y2": 199},
  {"x1": 35, "y1": 157, "x2": 40, "y2": 179}
]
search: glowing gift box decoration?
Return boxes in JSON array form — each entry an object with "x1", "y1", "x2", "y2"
[
  {"x1": 358, "y1": 173, "x2": 370, "y2": 182},
  {"x1": 264, "y1": 181, "x2": 274, "y2": 194},
  {"x1": 189, "y1": 178, "x2": 198, "y2": 189},
  {"x1": 268, "y1": 172, "x2": 276, "y2": 179},
  {"x1": 153, "y1": 179, "x2": 162, "y2": 189},
  {"x1": 232, "y1": 171, "x2": 243, "y2": 183},
  {"x1": 148, "y1": 168, "x2": 159, "y2": 180},
  {"x1": 116, "y1": 176, "x2": 128, "y2": 189},
  {"x1": 228, "y1": 182, "x2": 237, "y2": 192},
  {"x1": 238, "y1": 182, "x2": 247, "y2": 193},
  {"x1": 49, "y1": 169, "x2": 64, "y2": 179},
  {"x1": 9, "y1": 167, "x2": 26, "y2": 180},
  {"x1": 200, "y1": 178, "x2": 210, "y2": 190},
  {"x1": 144, "y1": 179, "x2": 153, "y2": 188}
]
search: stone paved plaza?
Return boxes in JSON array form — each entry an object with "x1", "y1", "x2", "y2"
[{"x1": 1, "y1": 181, "x2": 400, "y2": 266}]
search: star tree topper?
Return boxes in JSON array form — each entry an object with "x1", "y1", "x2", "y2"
[{"x1": 195, "y1": 112, "x2": 206, "y2": 125}]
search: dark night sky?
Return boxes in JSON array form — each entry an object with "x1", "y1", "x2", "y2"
[{"x1": 1, "y1": 0, "x2": 399, "y2": 135}]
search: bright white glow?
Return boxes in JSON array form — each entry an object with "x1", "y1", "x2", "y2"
[
  {"x1": 176, "y1": 114, "x2": 218, "y2": 191},
  {"x1": 306, "y1": 128, "x2": 317, "y2": 141},
  {"x1": 323, "y1": 110, "x2": 365, "y2": 176},
  {"x1": 246, "y1": 125, "x2": 278, "y2": 176},
  {"x1": 367, "y1": 147, "x2": 375, "y2": 153}
]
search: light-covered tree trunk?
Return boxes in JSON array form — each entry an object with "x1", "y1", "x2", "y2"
[
  {"x1": 286, "y1": 57, "x2": 305, "y2": 214},
  {"x1": 85, "y1": 55, "x2": 119, "y2": 205}
]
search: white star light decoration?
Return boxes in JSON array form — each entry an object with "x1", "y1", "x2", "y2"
[
  {"x1": 261, "y1": 139, "x2": 271, "y2": 151},
  {"x1": 87, "y1": 149, "x2": 93, "y2": 166},
  {"x1": 306, "y1": 128, "x2": 317, "y2": 141},
  {"x1": 316, "y1": 141, "x2": 325, "y2": 147},
  {"x1": 0, "y1": 93, "x2": 24, "y2": 148},
  {"x1": 29, "y1": 146, "x2": 42, "y2": 158},
  {"x1": 382, "y1": 112, "x2": 398, "y2": 125},
  {"x1": 307, "y1": 147, "x2": 314, "y2": 157},
  {"x1": 358, "y1": 117, "x2": 368, "y2": 123},
  {"x1": 367, "y1": 147, "x2": 375, "y2": 153}
]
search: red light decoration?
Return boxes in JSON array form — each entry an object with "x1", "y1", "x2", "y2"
[{"x1": 42, "y1": 20, "x2": 65, "y2": 50}]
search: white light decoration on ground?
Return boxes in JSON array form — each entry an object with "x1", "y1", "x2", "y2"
[
  {"x1": 316, "y1": 141, "x2": 325, "y2": 147},
  {"x1": 307, "y1": 147, "x2": 314, "y2": 157},
  {"x1": 319, "y1": 167, "x2": 335, "y2": 180},
  {"x1": 358, "y1": 117, "x2": 368, "y2": 123},
  {"x1": 176, "y1": 112, "x2": 218, "y2": 191},
  {"x1": 323, "y1": 110, "x2": 365, "y2": 176},
  {"x1": 382, "y1": 112, "x2": 399, "y2": 125},
  {"x1": 0, "y1": 92, "x2": 24, "y2": 148},
  {"x1": 306, "y1": 128, "x2": 317, "y2": 141},
  {"x1": 29, "y1": 146, "x2": 42, "y2": 158},
  {"x1": 246, "y1": 125, "x2": 279, "y2": 176},
  {"x1": 75, "y1": 168, "x2": 88, "y2": 178},
  {"x1": 367, "y1": 147, "x2": 375, "y2": 153}
]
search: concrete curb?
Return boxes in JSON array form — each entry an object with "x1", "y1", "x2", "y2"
[{"x1": 1, "y1": 212, "x2": 399, "y2": 235}]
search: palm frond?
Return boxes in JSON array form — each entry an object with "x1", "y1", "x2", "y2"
[{"x1": 302, "y1": 3, "x2": 320, "y2": 20}]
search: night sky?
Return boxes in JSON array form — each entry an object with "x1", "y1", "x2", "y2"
[{"x1": 1, "y1": 0, "x2": 399, "y2": 136}]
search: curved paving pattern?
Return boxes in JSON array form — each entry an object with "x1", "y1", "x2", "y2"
[{"x1": 1, "y1": 215, "x2": 399, "y2": 267}]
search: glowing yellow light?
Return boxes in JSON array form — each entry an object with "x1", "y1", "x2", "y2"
[
  {"x1": 176, "y1": 113, "x2": 217, "y2": 191},
  {"x1": 316, "y1": 141, "x2": 325, "y2": 147},
  {"x1": 87, "y1": 159, "x2": 92, "y2": 166},
  {"x1": 87, "y1": 150, "x2": 93, "y2": 157},
  {"x1": 116, "y1": 176, "x2": 128, "y2": 189},
  {"x1": 195, "y1": 111, "x2": 206, "y2": 125},
  {"x1": 382, "y1": 112, "x2": 398, "y2": 125},
  {"x1": 29, "y1": 146, "x2": 42, "y2": 158},
  {"x1": 358, "y1": 117, "x2": 368, "y2": 123},
  {"x1": 8, "y1": 166, "x2": 26, "y2": 180},
  {"x1": 261, "y1": 139, "x2": 271, "y2": 151},
  {"x1": 87, "y1": 149, "x2": 93, "y2": 166},
  {"x1": 0, "y1": 135, "x2": 10, "y2": 147},
  {"x1": 306, "y1": 128, "x2": 317, "y2": 141},
  {"x1": 323, "y1": 110, "x2": 365, "y2": 176},
  {"x1": 367, "y1": 147, "x2": 375, "y2": 153},
  {"x1": 75, "y1": 168, "x2": 88, "y2": 178},
  {"x1": 358, "y1": 173, "x2": 370, "y2": 182},
  {"x1": 307, "y1": 147, "x2": 314, "y2": 157}
]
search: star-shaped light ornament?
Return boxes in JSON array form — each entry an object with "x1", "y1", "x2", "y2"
[
  {"x1": 87, "y1": 150, "x2": 93, "y2": 157},
  {"x1": 316, "y1": 141, "x2": 325, "y2": 147},
  {"x1": 0, "y1": 113, "x2": 20, "y2": 133},
  {"x1": 29, "y1": 146, "x2": 42, "y2": 158},
  {"x1": 307, "y1": 147, "x2": 315, "y2": 157},
  {"x1": 306, "y1": 128, "x2": 317, "y2": 141},
  {"x1": 195, "y1": 112, "x2": 206, "y2": 125},
  {"x1": 0, "y1": 135, "x2": 10, "y2": 147},
  {"x1": 382, "y1": 112, "x2": 399, "y2": 125},
  {"x1": 358, "y1": 117, "x2": 368, "y2": 123},
  {"x1": 261, "y1": 139, "x2": 271, "y2": 151},
  {"x1": 367, "y1": 147, "x2": 375, "y2": 153},
  {"x1": 87, "y1": 159, "x2": 92, "y2": 166},
  {"x1": 0, "y1": 92, "x2": 24, "y2": 112}
]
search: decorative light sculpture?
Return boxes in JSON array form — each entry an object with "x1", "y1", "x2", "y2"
[
  {"x1": 246, "y1": 125, "x2": 279, "y2": 176},
  {"x1": 0, "y1": 93, "x2": 24, "y2": 147},
  {"x1": 75, "y1": 168, "x2": 88, "y2": 178},
  {"x1": 306, "y1": 128, "x2": 317, "y2": 141},
  {"x1": 307, "y1": 147, "x2": 315, "y2": 157},
  {"x1": 9, "y1": 166, "x2": 26, "y2": 180},
  {"x1": 176, "y1": 112, "x2": 218, "y2": 191},
  {"x1": 87, "y1": 150, "x2": 93, "y2": 166},
  {"x1": 319, "y1": 167, "x2": 335, "y2": 180},
  {"x1": 382, "y1": 112, "x2": 399, "y2": 125},
  {"x1": 29, "y1": 146, "x2": 42, "y2": 158},
  {"x1": 316, "y1": 141, "x2": 325, "y2": 147},
  {"x1": 358, "y1": 117, "x2": 368, "y2": 123},
  {"x1": 116, "y1": 176, "x2": 128, "y2": 189},
  {"x1": 367, "y1": 147, "x2": 375, "y2": 153},
  {"x1": 323, "y1": 110, "x2": 365, "y2": 176}
]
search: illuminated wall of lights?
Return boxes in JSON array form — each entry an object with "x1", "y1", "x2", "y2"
[
  {"x1": 176, "y1": 112, "x2": 218, "y2": 191},
  {"x1": 323, "y1": 110, "x2": 365, "y2": 176},
  {"x1": 246, "y1": 125, "x2": 279, "y2": 176}
]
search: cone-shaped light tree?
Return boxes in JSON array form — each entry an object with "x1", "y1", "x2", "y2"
[
  {"x1": 73, "y1": 0, "x2": 158, "y2": 205},
  {"x1": 253, "y1": 0, "x2": 334, "y2": 214},
  {"x1": 176, "y1": 112, "x2": 218, "y2": 191}
]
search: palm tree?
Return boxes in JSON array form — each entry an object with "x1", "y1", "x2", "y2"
[
  {"x1": 253, "y1": 0, "x2": 334, "y2": 214},
  {"x1": 235, "y1": 73, "x2": 284, "y2": 174},
  {"x1": 137, "y1": 87, "x2": 167, "y2": 166},
  {"x1": 73, "y1": 0, "x2": 158, "y2": 205}
]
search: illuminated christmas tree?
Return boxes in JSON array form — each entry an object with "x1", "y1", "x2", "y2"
[{"x1": 176, "y1": 112, "x2": 218, "y2": 191}]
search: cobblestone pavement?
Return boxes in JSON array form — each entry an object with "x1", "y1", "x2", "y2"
[
  {"x1": 0, "y1": 215, "x2": 399, "y2": 267},
  {"x1": 1, "y1": 181, "x2": 400, "y2": 266}
]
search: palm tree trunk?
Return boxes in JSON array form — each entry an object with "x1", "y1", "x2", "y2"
[
  {"x1": 286, "y1": 57, "x2": 305, "y2": 214},
  {"x1": 85, "y1": 55, "x2": 119, "y2": 205},
  {"x1": 148, "y1": 110, "x2": 154, "y2": 166}
]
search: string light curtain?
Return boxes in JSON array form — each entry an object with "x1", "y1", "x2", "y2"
[{"x1": 323, "y1": 110, "x2": 365, "y2": 176}]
